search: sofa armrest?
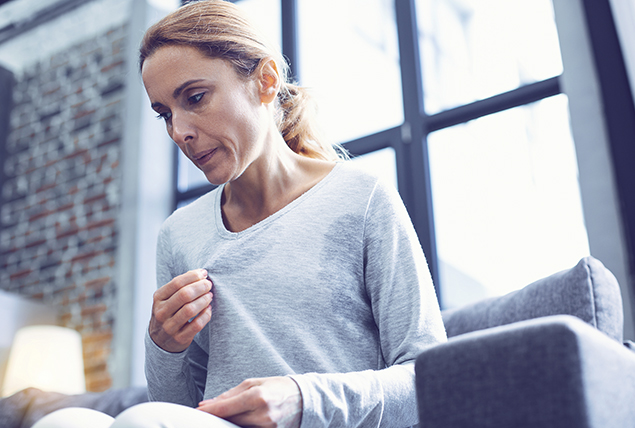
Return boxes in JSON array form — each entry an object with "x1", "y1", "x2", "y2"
[{"x1": 415, "y1": 315, "x2": 635, "y2": 428}]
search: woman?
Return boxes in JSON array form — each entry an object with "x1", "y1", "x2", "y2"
[{"x1": 33, "y1": 1, "x2": 446, "y2": 427}]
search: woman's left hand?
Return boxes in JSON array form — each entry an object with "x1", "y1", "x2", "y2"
[{"x1": 197, "y1": 376, "x2": 302, "y2": 428}]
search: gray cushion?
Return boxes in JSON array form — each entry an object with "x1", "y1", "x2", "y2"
[{"x1": 441, "y1": 256, "x2": 623, "y2": 342}]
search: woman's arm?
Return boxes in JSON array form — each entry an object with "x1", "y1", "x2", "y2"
[
  {"x1": 145, "y1": 330, "x2": 209, "y2": 406},
  {"x1": 145, "y1": 225, "x2": 212, "y2": 407},
  {"x1": 289, "y1": 179, "x2": 447, "y2": 427}
]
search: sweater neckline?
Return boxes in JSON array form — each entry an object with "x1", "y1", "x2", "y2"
[{"x1": 214, "y1": 162, "x2": 343, "y2": 239}]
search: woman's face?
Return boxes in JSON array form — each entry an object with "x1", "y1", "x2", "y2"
[{"x1": 141, "y1": 45, "x2": 268, "y2": 185}]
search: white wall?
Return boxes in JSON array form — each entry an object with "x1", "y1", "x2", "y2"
[
  {"x1": 608, "y1": 0, "x2": 635, "y2": 339},
  {"x1": 112, "y1": 0, "x2": 177, "y2": 388},
  {"x1": 554, "y1": 0, "x2": 635, "y2": 340},
  {"x1": 0, "y1": 0, "x2": 131, "y2": 73},
  {"x1": 610, "y1": 0, "x2": 635, "y2": 106}
]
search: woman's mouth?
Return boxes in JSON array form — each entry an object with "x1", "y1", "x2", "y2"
[{"x1": 194, "y1": 148, "x2": 217, "y2": 167}]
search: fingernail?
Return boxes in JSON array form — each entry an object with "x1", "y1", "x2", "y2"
[{"x1": 199, "y1": 269, "x2": 208, "y2": 279}]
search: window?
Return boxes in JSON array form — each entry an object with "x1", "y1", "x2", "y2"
[
  {"x1": 428, "y1": 95, "x2": 588, "y2": 307},
  {"x1": 297, "y1": 0, "x2": 403, "y2": 144},
  {"x1": 418, "y1": 0, "x2": 563, "y2": 114},
  {"x1": 174, "y1": 0, "x2": 635, "y2": 311},
  {"x1": 416, "y1": 0, "x2": 588, "y2": 306}
]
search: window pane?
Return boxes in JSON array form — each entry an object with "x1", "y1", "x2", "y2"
[
  {"x1": 350, "y1": 147, "x2": 398, "y2": 190},
  {"x1": 417, "y1": 0, "x2": 563, "y2": 114},
  {"x1": 297, "y1": 0, "x2": 403, "y2": 144},
  {"x1": 428, "y1": 95, "x2": 589, "y2": 308},
  {"x1": 236, "y1": 0, "x2": 281, "y2": 51}
]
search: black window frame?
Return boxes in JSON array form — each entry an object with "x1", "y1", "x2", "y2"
[{"x1": 175, "y1": 0, "x2": 635, "y2": 305}]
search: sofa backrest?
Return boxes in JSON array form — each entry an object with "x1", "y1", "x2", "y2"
[{"x1": 441, "y1": 256, "x2": 624, "y2": 342}]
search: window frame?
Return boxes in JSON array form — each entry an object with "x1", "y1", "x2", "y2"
[{"x1": 175, "y1": 0, "x2": 635, "y2": 308}]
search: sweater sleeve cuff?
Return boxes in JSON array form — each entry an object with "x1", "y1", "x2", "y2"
[
  {"x1": 144, "y1": 329, "x2": 189, "y2": 397},
  {"x1": 287, "y1": 373, "x2": 323, "y2": 428},
  {"x1": 288, "y1": 371, "x2": 385, "y2": 428},
  {"x1": 145, "y1": 329, "x2": 188, "y2": 360}
]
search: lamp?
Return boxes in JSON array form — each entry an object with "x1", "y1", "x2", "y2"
[{"x1": 1, "y1": 325, "x2": 86, "y2": 397}]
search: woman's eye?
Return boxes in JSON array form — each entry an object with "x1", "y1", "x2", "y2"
[
  {"x1": 188, "y1": 93, "x2": 204, "y2": 104},
  {"x1": 156, "y1": 111, "x2": 172, "y2": 122}
]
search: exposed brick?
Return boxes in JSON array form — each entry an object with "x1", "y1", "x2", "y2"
[
  {"x1": 28, "y1": 209, "x2": 52, "y2": 222},
  {"x1": 36, "y1": 182, "x2": 57, "y2": 193},
  {"x1": 64, "y1": 148, "x2": 89, "y2": 161},
  {"x1": 81, "y1": 302, "x2": 107, "y2": 316},
  {"x1": 84, "y1": 276, "x2": 110, "y2": 289},
  {"x1": 56, "y1": 226, "x2": 80, "y2": 239},
  {"x1": 83, "y1": 330, "x2": 113, "y2": 346},
  {"x1": 25, "y1": 238, "x2": 46, "y2": 249},
  {"x1": 83, "y1": 193, "x2": 107, "y2": 205},
  {"x1": 84, "y1": 349, "x2": 110, "y2": 371},
  {"x1": 100, "y1": 60, "x2": 124, "y2": 73},
  {"x1": 9, "y1": 268, "x2": 32, "y2": 281},
  {"x1": 85, "y1": 372, "x2": 112, "y2": 393},
  {"x1": 60, "y1": 312, "x2": 73, "y2": 325},
  {"x1": 0, "y1": 24, "x2": 127, "y2": 392}
]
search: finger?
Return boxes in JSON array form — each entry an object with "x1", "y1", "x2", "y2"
[
  {"x1": 170, "y1": 290, "x2": 214, "y2": 327},
  {"x1": 175, "y1": 303, "x2": 213, "y2": 342},
  {"x1": 151, "y1": 302, "x2": 212, "y2": 352},
  {"x1": 199, "y1": 396, "x2": 269, "y2": 428},
  {"x1": 154, "y1": 268, "x2": 209, "y2": 301},
  {"x1": 154, "y1": 279, "x2": 212, "y2": 324},
  {"x1": 199, "y1": 379, "x2": 259, "y2": 409},
  {"x1": 197, "y1": 391, "x2": 255, "y2": 419},
  {"x1": 198, "y1": 378, "x2": 302, "y2": 427},
  {"x1": 168, "y1": 277, "x2": 213, "y2": 309}
]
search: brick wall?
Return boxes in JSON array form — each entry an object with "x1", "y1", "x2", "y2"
[{"x1": 0, "y1": 24, "x2": 127, "y2": 392}]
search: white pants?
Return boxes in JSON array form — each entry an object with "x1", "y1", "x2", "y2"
[{"x1": 31, "y1": 402, "x2": 240, "y2": 428}]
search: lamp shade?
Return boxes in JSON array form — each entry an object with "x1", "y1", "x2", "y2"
[{"x1": 1, "y1": 325, "x2": 86, "y2": 397}]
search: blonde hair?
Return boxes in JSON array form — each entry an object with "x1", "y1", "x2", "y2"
[{"x1": 139, "y1": 0, "x2": 346, "y2": 161}]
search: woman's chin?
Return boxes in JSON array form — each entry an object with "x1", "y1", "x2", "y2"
[
  {"x1": 205, "y1": 177, "x2": 228, "y2": 186},
  {"x1": 203, "y1": 171, "x2": 231, "y2": 186}
]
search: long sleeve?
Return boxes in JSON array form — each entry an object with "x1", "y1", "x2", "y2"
[
  {"x1": 289, "y1": 179, "x2": 447, "y2": 427},
  {"x1": 144, "y1": 223, "x2": 209, "y2": 407},
  {"x1": 143, "y1": 164, "x2": 447, "y2": 426},
  {"x1": 145, "y1": 330, "x2": 209, "y2": 406}
]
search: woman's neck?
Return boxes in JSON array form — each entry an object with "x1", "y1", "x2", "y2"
[{"x1": 221, "y1": 139, "x2": 336, "y2": 233}]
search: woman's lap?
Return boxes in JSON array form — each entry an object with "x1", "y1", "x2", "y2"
[
  {"x1": 32, "y1": 402, "x2": 240, "y2": 428},
  {"x1": 112, "y1": 402, "x2": 240, "y2": 427},
  {"x1": 31, "y1": 407, "x2": 114, "y2": 428}
]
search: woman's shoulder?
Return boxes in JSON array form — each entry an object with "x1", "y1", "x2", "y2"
[
  {"x1": 331, "y1": 161, "x2": 407, "y2": 215},
  {"x1": 302, "y1": 161, "x2": 400, "y2": 218},
  {"x1": 328, "y1": 161, "x2": 399, "y2": 199},
  {"x1": 331, "y1": 161, "x2": 382, "y2": 189}
]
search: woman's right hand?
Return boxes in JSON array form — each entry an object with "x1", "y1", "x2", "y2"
[{"x1": 149, "y1": 269, "x2": 213, "y2": 353}]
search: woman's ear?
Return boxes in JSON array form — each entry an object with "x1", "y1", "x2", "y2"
[{"x1": 257, "y1": 59, "x2": 281, "y2": 105}]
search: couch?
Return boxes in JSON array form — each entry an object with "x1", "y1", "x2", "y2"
[
  {"x1": 1, "y1": 256, "x2": 632, "y2": 427},
  {"x1": 416, "y1": 256, "x2": 635, "y2": 428}
]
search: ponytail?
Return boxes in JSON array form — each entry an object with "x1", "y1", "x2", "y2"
[{"x1": 277, "y1": 83, "x2": 347, "y2": 161}]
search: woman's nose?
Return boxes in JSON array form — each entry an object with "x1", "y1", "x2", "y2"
[{"x1": 170, "y1": 112, "x2": 196, "y2": 145}]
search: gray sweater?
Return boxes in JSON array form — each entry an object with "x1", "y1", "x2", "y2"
[{"x1": 145, "y1": 162, "x2": 447, "y2": 427}]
